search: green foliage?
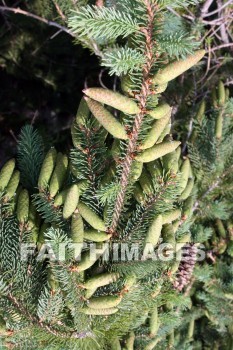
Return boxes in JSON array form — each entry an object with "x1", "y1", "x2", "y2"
[
  {"x1": 101, "y1": 47, "x2": 145, "y2": 76},
  {"x1": 17, "y1": 125, "x2": 45, "y2": 192},
  {"x1": 158, "y1": 32, "x2": 199, "y2": 59},
  {"x1": 68, "y1": 6, "x2": 139, "y2": 41}
]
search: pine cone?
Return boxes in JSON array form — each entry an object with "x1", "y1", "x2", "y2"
[{"x1": 173, "y1": 244, "x2": 197, "y2": 291}]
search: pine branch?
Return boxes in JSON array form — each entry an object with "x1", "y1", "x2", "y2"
[
  {"x1": 109, "y1": 0, "x2": 158, "y2": 234},
  {"x1": 193, "y1": 165, "x2": 233, "y2": 211},
  {"x1": 68, "y1": 5, "x2": 139, "y2": 40},
  {"x1": 6, "y1": 293, "x2": 79, "y2": 339},
  {"x1": 101, "y1": 47, "x2": 145, "y2": 76},
  {"x1": 122, "y1": 175, "x2": 179, "y2": 240},
  {"x1": 17, "y1": 125, "x2": 45, "y2": 192},
  {"x1": 158, "y1": 32, "x2": 199, "y2": 59}
]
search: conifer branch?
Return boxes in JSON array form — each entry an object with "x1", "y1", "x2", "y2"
[
  {"x1": 7, "y1": 293, "x2": 90, "y2": 339},
  {"x1": 109, "y1": 0, "x2": 158, "y2": 234},
  {"x1": 123, "y1": 177, "x2": 177, "y2": 238},
  {"x1": 193, "y1": 165, "x2": 233, "y2": 211}
]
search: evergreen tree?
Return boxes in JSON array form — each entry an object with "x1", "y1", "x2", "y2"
[{"x1": 0, "y1": 1, "x2": 232, "y2": 349}]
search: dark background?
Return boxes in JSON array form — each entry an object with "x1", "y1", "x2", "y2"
[{"x1": 0, "y1": 1, "x2": 102, "y2": 165}]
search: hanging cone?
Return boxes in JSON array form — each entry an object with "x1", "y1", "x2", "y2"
[
  {"x1": 173, "y1": 243, "x2": 197, "y2": 291},
  {"x1": 152, "y1": 50, "x2": 205, "y2": 85}
]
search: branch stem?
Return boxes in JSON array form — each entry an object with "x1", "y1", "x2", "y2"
[
  {"x1": 109, "y1": 0, "x2": 157, "y2": 234},
  {"x1": 202, "y1": 0, "x2": 232, "y2": 18},
  {"x1": 0, "y1": 6, "x2": 75, "y2": 37}
]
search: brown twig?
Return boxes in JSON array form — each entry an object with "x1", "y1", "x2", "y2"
[
  {"x1": 96, "y1": 0, "x2": 104, "y2": 7},
  {"x1": 209, "y1": 43, "x2": 233, "y2": 52},
  {"x1": 198, "y1": 42, "x2": 211, "y2": 84},
  {"x1": 9, "y1": 129, "x2": 18, "y2": 143},
  {"x1": 52, "y1": 1, "x2": 66, "y2": 21},
  {"x1": 201, "y1": 0, "x2": 214, "y2": 18},
  {"x1": 202, "y1": 0, "x2": 232, "y2": 18},
  {"x1": 202, "y1": 14, "x2": 233, "y2": 25},
  {"x1": 217, "y1": 0, "x2": 230, "y2": 44},
  {"x1": 0, "y1": 6, "x2": 74, "y2": 37},
  {"x1": 109, "y1": 0, "x2": 158, "y2": 234}
]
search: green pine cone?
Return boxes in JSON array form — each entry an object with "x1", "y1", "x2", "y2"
[
  {"x1": 54, "y1": 188, "x2": 69, "y2": 206},
  {"x1": 71, "y1": 122, "x2": 81, "y2": 148},
  {"x1": 85, "y1": 287, "x2": 97, "y2": 299},
  {"x1": 125, "y1": 332, "x2": 135, "y2": 350},
  {"x1": 157, "y1": 123, "x2": 171, "y2": 143},
  {"x1": 28, "y1": 203, "x2": 39, "y2": 230},
  {"x1": 38, "y1": 148, "x2": 57, "y2": 191},
  {"x1": 147, "y1": 103, "x2": 171, "y2": 120},
  {"x1": 179, "y1": 178, "x2": 194, "y2": 201},
  {"x1": 227, "y1": 241, "x2": 233, "y2": 257},
  {"x1": 211, "y1": 88, "x2": 218, "y2": 108},
  {"x1": 215, "y1": 218, "x2": 226, "y2": 238},
  {"x1": 71, "y1": 213, "x2": 84, "y2": 243},
  {"x1": 4, "y1": 170, "x2": 20, "y2": 200},
  {"x1": 187, "y1": 319, "x2": 195, "y2": 340},
  {"x1": 0, "y1": 158, "x2": 15, "y2": 191},
  {"x1": 139, "y1": 167, "x2": 153, "y2": 194},
  {"x1": 179, "y1": 158, "x2": 191, "y2": 192},
  {"x1": 140, "y1": 111, "x2": 171, "y2": 150},
  {"x1": 83, "y1": 272, "x2": 120, "y2": 290},
  {"x1": 84, "y1": 229, "x2": 112, "y2": 242},
  {"x1": 215, "y1": 110, "x2": 223, "y2": 139},
  {"x1": 152, "y1": 50, "x2": 205, "y2": 85},
  {"x1": 162, "y1": 209, "x2": 181, "y2": 224},
  {"x1": 183, "y1": 195, "x2": 194, "y2": 219},
  {"x1": 149, "y1": 305, "x2": 160, "y2": 337},
  {"x1": 78, "y1": 202, "x2": 106, "y2": 231},
  {"x1": 84, "y1": 87, "x2": 139, "y2": 115},
  {"x1": 144, "y1": 215, "x2": 163, "y2": 247},
  {"x1": 85, "y1": 97, "x2": 128, "y2": 140},
  {"x1": 81, "y1": 307, "x2": 118, "y2": 315},
  {"x1": 17, "y1": 189, "x2": 30, "y2": 224},
  {"x1": 217, "y1": 81, "x2": 225, "y2": 107},
  {"x1": 172, "y1": 220, "x2": 180, "y2": 233},
  {"x1": 101, "y1": 165, "x2": 116, "y2": 186},
  {"x1": 133, "y1": 182, "x2": 145, "y2": 203},
  {"x1": 75, "y1": 97, "x2": 90, "y2": 126},
  {"x1": 0, "y1": 316, "x2": 7, "y2": 335},
  {"x1": 136, "y1": 141, "x2": 180, "y2": 163},
  {"x1": 37, "y1": 222, "x2": 49, "y2": 251},
  {"x1": 49, "y1": 153, "x2": 68, "y2": 198},
  {"x1": 76, "y1": 249, "x2": 100, "y2": 272},
  {"x1": 146, "y1": 159, "x2": 163, "y2": 178},
  {"x1": 162, "y1": 224, "x2": 175, "y2": 245},
  {"x1": 63, "y1": 184, "x2": 80, "y2": 219},
  {"x1": 163, "y1": 150, "x2": 179, "y2": 174},
  {"x1": 87, "y1": 295, "x2": 122, "y2": 309},
  {"x1": 130, "y1": 161, "x2": 143, "y2": 182},
  {"x1": 196, "y1": 100, "x2": 206, "y2": 124}
]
